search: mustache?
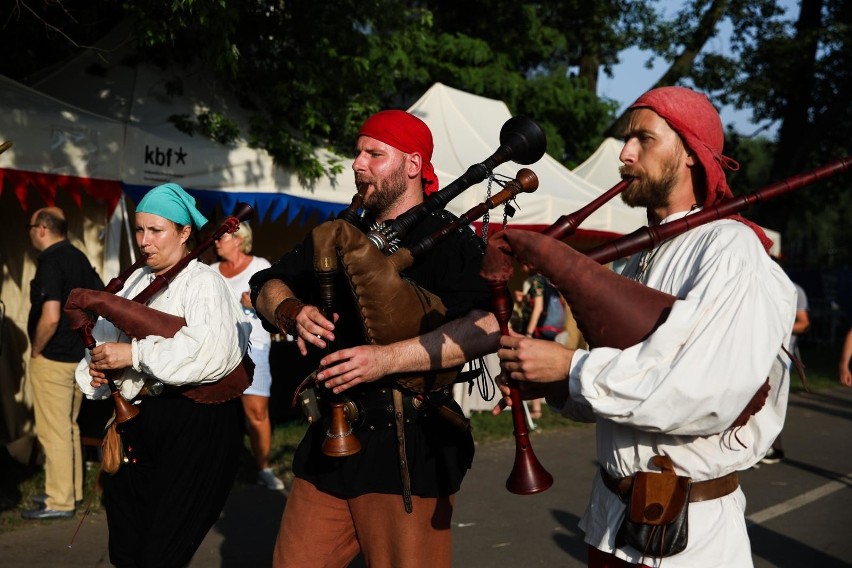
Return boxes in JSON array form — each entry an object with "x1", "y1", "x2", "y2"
[{"x1": 619, "y1": 165, "x2": 641, "y2": 179}]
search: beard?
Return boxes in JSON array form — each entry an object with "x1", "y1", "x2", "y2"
[
  {"x1": 619, "y1": 155, "x2": 681, "y2": 209},
  {"x1": 356, "y1": 160, "x2": 408, "y2": 215}
]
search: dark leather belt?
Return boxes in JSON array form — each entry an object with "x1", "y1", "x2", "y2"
[
  {"x1": 350, "y1": 387, "x2": 453, "y2": 431},
  {"x1": 600, "y1": 466, "x2": 739, "y2": 503}
]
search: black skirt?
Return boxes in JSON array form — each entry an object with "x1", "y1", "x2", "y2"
[{"x1": 103, "y1": 393, "x2": 243, "y2": 567}]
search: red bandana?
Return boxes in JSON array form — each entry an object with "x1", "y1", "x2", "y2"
[
  {"x1": 629, "y1": 86, "x2": 773, "y2": 253},
  {"x1": 358, "y1": 110, "x2": 439, "y2": 195}
]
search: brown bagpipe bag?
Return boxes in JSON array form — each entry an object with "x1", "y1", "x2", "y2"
[{"x1": 65, "y1": 288, "x2": 254, "y2": 404}]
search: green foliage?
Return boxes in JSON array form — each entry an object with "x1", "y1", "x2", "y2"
[
  {"x1": 725, "y1": 132, "x2": 775, "y2": 193},
  {"x1": 795, "y1": 342, "x2": 849, "y2": 393},
  {"x1": 169, "y1": 112, "x2": 241, "y2": 145},
  {"x1": 516, "y1": 72, "x2": 618, "y2": 166}
]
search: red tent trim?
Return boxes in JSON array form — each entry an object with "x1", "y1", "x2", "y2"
[{"x1": 0, "y1": 168, "x2": 123, "y2": 215}]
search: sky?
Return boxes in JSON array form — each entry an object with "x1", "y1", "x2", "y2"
[{"x1": 597, "y1": 0, "x2": 800, "y2": 139}]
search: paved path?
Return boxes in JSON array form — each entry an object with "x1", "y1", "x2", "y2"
[{"x1": 1, "y1": 388, "x2": 850, "y2": 567}]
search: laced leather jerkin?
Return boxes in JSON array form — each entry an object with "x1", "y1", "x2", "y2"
[{"x1": 312, "y1": 218, "x2": 461, "y2": 392}]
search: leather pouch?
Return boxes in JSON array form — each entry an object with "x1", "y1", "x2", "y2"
[
  {"x1": 616, "y1": 455, "x2": 691, "y2": 557},
  {"x1": 101, "y1": 418, "x2": 124, "y2": 475}
]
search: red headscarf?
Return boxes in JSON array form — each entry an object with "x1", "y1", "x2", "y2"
[
  {"x1": 358, "y1": 110, "x2": 439, "y2": 195},
  {"x1": 629, "y1": 86, "x2": 773, "y2": 253}
]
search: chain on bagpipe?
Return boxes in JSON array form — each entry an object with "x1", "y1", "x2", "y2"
[
  {"x1": 310, "y1": 174, "x2": 544, "y2": 458},
  {"x1": 480, "y1": 170, "x2": 521, "y2": 245}
]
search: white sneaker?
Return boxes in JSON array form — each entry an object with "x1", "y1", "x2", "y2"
[
  {"x1": 258, "y1": 468, "x2": 285, "y2": 490},
  {"x1": 760, "y1": 448, "x2": 785, "y2": 465}
]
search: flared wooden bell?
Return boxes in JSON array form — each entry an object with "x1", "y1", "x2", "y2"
[
  {"x1": 321, "y1": 401, "x2": 361, "y2": 457},
  {"x1": 506, "y1": 429, "x2": 554, "y2": 494},
  {"x1": 505, "y1": 371, "x2": 552, "y2": 494},
  {"x1": 112, "y1": 390, "x2": 140, "y2": 424}
]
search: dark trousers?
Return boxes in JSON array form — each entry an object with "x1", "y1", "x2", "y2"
[{"x1": 103, "y1": 394, "x2": 243, "y2": 567}]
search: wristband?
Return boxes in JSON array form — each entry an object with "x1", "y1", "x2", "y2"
[{"x1": 274, "y1": 298, "x2": 305, "y2": 336}]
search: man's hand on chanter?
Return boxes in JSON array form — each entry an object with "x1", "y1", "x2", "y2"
[
  {"x1": 316, "y1": 345, "x2": 393, "y2": 394},
  {"x1": 497, "y1": 335, "x2": 575, "y2": 384},
  {"x1": 293, "y1": 304, "x2": 338, "y2": 356},
  {"x1": 491, "y1": 335, "x2": 575, "y2": 416}
]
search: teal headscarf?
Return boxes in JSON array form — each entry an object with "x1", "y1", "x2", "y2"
[{"x1": 136, "y1": 183, "x2": 208, "y2": 229}]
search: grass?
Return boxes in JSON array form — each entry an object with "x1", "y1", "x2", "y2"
[{"x1": 1, "y1": 340, "x2": 844, "y2": 535}]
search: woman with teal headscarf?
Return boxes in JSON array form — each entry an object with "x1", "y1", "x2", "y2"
[{"x1": 75, "y1": 183, "x2": 251, "y2": 566}]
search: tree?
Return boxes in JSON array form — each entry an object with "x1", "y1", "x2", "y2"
[{"x1": 709, "y1": 0, "x2": 852, "y2": 267}]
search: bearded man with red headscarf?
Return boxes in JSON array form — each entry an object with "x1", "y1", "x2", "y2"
[
  {"x1": 251, "y1": 110, "x2": 499, "y2": 567},
  {"x1": 497, "y1": 87, "x2": 796, "y2": 567}
]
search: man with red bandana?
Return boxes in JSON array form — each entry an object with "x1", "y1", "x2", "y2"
[
  {"x1": 251, "y1": 110, "x2": 499, "y2": 567},
  {"x1": 497, "y1": 87, "x2": 796, "y2": 567}
]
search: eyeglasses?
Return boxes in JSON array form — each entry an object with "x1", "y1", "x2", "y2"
[{"x1": 25, "y1": 224, "x2": 43, "y2": 231}]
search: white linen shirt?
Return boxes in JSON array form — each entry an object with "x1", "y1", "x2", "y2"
[
  {"x1": 556, "y1": 213, "x2": 796, "y2": 567},
  {"x1": 75, "y1": 259, "x2": 251, "y2": 401}
]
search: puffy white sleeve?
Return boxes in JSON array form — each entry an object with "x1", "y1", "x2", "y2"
[
  {"x1": 131, "y1": 268, "x2": 250, "y2": 386},
  {"x1": 562, "y1": 227, "x2": 796, "y2": 436}
]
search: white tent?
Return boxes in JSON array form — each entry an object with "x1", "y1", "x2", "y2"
[
  {"x1": 573, "y1": 136, "x2": 783, "y2": 256},
  {"x1": 573, "y1": 136, "x2": 624, "y2": 191},
  {"x1": 409, "y1": 84, "x2": 647, "y2": 239}
]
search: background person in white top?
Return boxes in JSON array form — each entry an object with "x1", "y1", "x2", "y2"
[
  {"x1": 213, "y1": 222, "x2": 284, "y2": 491},
  {"x1": 496, "y1": 86, "x2": 796, "y2": 567}
]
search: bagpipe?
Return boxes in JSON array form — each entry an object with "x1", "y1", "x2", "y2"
[
  {"x1": 64, "y1": 203, "x2": 257, "y2": 426},
  {"x1": 296, "y1": 117, "x2": 547, "y2": 459},
  {"x1": 481, "y1": 155, "x2": 852, "y2": 493}
]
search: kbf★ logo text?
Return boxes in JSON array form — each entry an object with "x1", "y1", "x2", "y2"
[{"x1": 144, "y1": 145, "x2": 188, "y2": 167}]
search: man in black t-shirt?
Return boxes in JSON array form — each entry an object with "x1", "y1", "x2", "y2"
[
  {"x1": 23, "y1": 206, "x2": 103, "y2": 520},
  {"x1": 251, "y1": 110, "x2": 500, "y2": 568}
]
